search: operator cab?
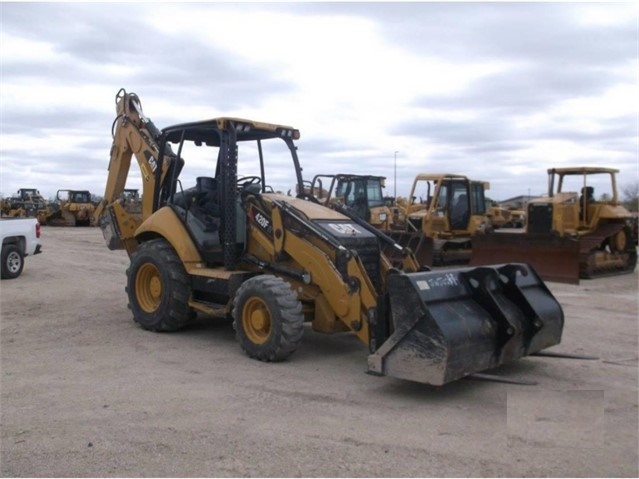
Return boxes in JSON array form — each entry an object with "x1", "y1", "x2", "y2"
[{"x1": 157, "y1": 118, "x2": 303, "y2": 268}]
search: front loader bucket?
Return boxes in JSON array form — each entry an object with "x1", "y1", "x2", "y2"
[
  {"x1": 470, "y1": 232, "x2": 580, "y2": 284},
  {"x1": 368, "y1": 264, "x2": 564, "y2": 386},
  {"x1": 383, "y1": 231, "x2": 434, "y2": 267}
]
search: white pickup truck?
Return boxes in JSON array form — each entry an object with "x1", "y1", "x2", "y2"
[{"x1": 0, "y1": 217, "x2": 43, "y2": 279}]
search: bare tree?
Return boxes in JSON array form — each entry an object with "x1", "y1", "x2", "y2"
[
  {"x1": 599, "y1": 192, "x2": 612, "y2": 202},
  {"x1": 621, "y1": 181, "x2": 639, "y2": 212}
]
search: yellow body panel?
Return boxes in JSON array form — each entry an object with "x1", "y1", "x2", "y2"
[{"x1": 136, "y1": 207, "x2": 204, "y2": 266}]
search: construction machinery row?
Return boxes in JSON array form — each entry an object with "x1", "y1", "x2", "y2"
[
  {"x1": 1, "y1": 188, "x2": 138, "y2": 227},
  {"x1": 309, "y1": 167, "x2": 636, "y2": 285},
  {"x1": 92, "y1": 88, "x2": 572, "y2": 388}
]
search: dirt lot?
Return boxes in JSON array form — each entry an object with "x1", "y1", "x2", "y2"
[{"x1": 1, "y1": 227, "x2": 637, "y2": 477}]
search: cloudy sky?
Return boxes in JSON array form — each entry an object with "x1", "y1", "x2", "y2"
[{"x1": 1, "y1": 2, "x2": 637, "y2": 202}]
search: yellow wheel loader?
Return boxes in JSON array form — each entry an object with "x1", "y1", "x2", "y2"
[
  {"x1": 471, "y1": 167, "x2": 637, "y2": 284},
  {"x1": 310, "y1": 174, "x2": 393, "y2": 230},
  {"x1": 384, "y1": 174, "x2": 489, "y2": 267},
  {"x1": 486, "y1": 206, "x2": 527, "y2": 230},
  {"x1": 94, "y1": 89, "x2": 565, "y2": 386},
  {"x1": 1, "y1": 188, "x2": 51, "y2": 224},
  {"x1": 46, "y1": 189, "x2": 96, "y2": 226}
]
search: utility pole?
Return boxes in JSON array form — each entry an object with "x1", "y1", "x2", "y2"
[{"x1": 394, "y1": 151, "x2": 399, "y2": 201}]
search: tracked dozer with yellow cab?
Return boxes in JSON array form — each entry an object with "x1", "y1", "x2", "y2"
[
  {"x1": 384, "y1": 174, "x2": 489, "y2": 267},
  {"x1": 310, "y1": 174, "x2": 393, "y2": 230},
  {"x1": 47, "y1": 189, "x2": 96, "y2": 226},
  {"x1": 119, "y1": 188, "x2": 142, "y2": 215},
  {"x1": 471, "y1": 167, "x2": 637, "y2": 284},
  {"x1": 94, "y1": 89, "x2": 565, "y2": 386}
]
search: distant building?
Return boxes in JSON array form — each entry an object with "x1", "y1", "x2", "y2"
[{"x1": 498, "y1": 195, "x2": 540, "y2": 210}]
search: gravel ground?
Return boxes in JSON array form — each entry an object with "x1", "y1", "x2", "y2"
[{"x1": 1, "y1": 227, "x2": 637, "y2": 477}]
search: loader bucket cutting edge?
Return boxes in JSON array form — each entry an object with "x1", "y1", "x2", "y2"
[
  {"x1": 469, "y1": 232, "x2": 581, "y2": 284},
  {"x1": 368, "y1": 263, "x2": 564, "y2": 386}
]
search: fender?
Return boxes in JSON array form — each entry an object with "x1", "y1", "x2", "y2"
[{"x1": 135, "y1": 207, "x2": 204, "y2": 266}]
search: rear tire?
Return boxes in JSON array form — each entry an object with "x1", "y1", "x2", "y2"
[
  {"x1": 126, "y1": 238, "x2": 192, "y2": 332},
  {"x1": 232, "y1": 275, "x2": 304, "y2": 362},
  {"x1": 1, "y1": 244, "x2": 24, "y2": 279}
]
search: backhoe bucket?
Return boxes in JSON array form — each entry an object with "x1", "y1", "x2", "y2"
[
  {"x1": 368, "y1": 264, "x2": 564, "y2": 386},
  {"x1": 470, "y1": 232, "x2": 580, "y2": 284},
  {"x1": 383, "y1": 231, "x2": 434, "y2": 267}
]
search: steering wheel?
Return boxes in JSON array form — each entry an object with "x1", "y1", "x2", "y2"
[
  {"x1": 237, "y1": 176, "x2": 262, "y2": 197},
  {"x1": 237, "y1": 176, "x2": 262, "y2": 187}
]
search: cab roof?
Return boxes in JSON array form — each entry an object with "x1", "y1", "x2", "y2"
[
  {"x1": 162, "y1": 117, "x2": 300, "y2": 145},
  {"x1": 413, "y1": 173, "x2": 469, "y2": 181},
  {"x1": 549, "y1": 167, "x2": 619, "y2": 175}
]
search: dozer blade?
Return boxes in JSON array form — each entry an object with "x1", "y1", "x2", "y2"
[
  {"x1": 470, "y1": 232, "x2": 581, "y2": 284},
  {"x1": 383, "y1": 231, "x2": 434, "y2": 267},
  {"x1": 368, "y1": 264, "x2": 564, "y2": 386}
]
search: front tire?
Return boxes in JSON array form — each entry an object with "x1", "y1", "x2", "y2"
[
  {"x1": 232, "y1": 275, "x2": 304, "y2": 362},
  {"x1": 1, "y1": 244, "x2": 24, "y2": 279},
  {"x1": 126, "y1": 238, "x2": 192, "y2": 332}
]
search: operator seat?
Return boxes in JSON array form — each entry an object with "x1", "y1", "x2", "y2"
[
  {"x1": 195, "y1": 177, "x2": 220, "y2": 215},
  {"x1": 579, "y1": 186, "x2": 594, "y2": 221},
  {"x1": 451, "y1": 194, "x2": 469, "y2": 229}
]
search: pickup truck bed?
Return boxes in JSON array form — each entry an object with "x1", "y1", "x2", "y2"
[{"x1": 1, "y1": 217, "x2": 43, "y2": 279}]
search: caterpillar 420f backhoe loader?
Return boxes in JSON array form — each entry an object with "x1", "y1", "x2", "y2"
[
  {"x1": 471, "y1": 167, "x2": 637, "y2": 284},
  {"x1": 94, "y1": 89, "x2": 565, "y2": 386}
]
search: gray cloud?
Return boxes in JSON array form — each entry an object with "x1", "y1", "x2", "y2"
[{"x1": 1, "y1": 2, "x2": 636, "y2": 201}]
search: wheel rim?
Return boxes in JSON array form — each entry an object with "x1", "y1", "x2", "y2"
[
  {"x1": 242, "y1": 297, "x2": 272, "y2": 345},
  {"x1": 136, "y1": 263, "x2": 162, "y2": 313},
  {"x1": 7, "y1": 252, "x2": 21, "y2": 273}
]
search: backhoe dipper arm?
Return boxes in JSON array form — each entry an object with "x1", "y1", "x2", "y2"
[{"x1": 94, "y1": 89, "x2": 175, "y2": 223}]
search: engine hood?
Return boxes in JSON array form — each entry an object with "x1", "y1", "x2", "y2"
[{"x1": 264, "y1": 193, "x2": 349, "y2": 221}]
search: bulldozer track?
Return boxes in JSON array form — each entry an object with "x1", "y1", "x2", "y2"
[{"x1": 579, "y1": 223, "x2": 637, "y2": 279}]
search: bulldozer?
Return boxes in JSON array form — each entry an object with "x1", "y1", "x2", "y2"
[
  {"x1": 385, "y1": 174, "x2": 489, "y2": 267},
  {"x1": 120, "y1": 188, "x2": 142, "y2": 215},
  {"x1": 1, "y1": 188, "x2": 51, "y2": 224},
  {"x1": 93, "y1": 88, "x2": 565, "y2": 386},
  {"x1": 471, "y1": 167, "x2": 637, "y2": 284},
  {"x1": 46, "y1": 189, "x2": 96, "y2": 226},
  {"x1": 310, "y1": 174, "x2": 393, "y2": 230}
]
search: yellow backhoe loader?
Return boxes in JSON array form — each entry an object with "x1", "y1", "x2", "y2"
[
  {"x1": 310, "y1": 174, "x2": 393, "y2": 229},
  {"x1": 471, "y1": 167, "x2": 637, "y2": 284},
  {"x1": 94, "y1": 89, "x2": 565, "y2": 386},
  {"x1": 384, "y1": 174, "x2": 489, "y2": 267}
]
